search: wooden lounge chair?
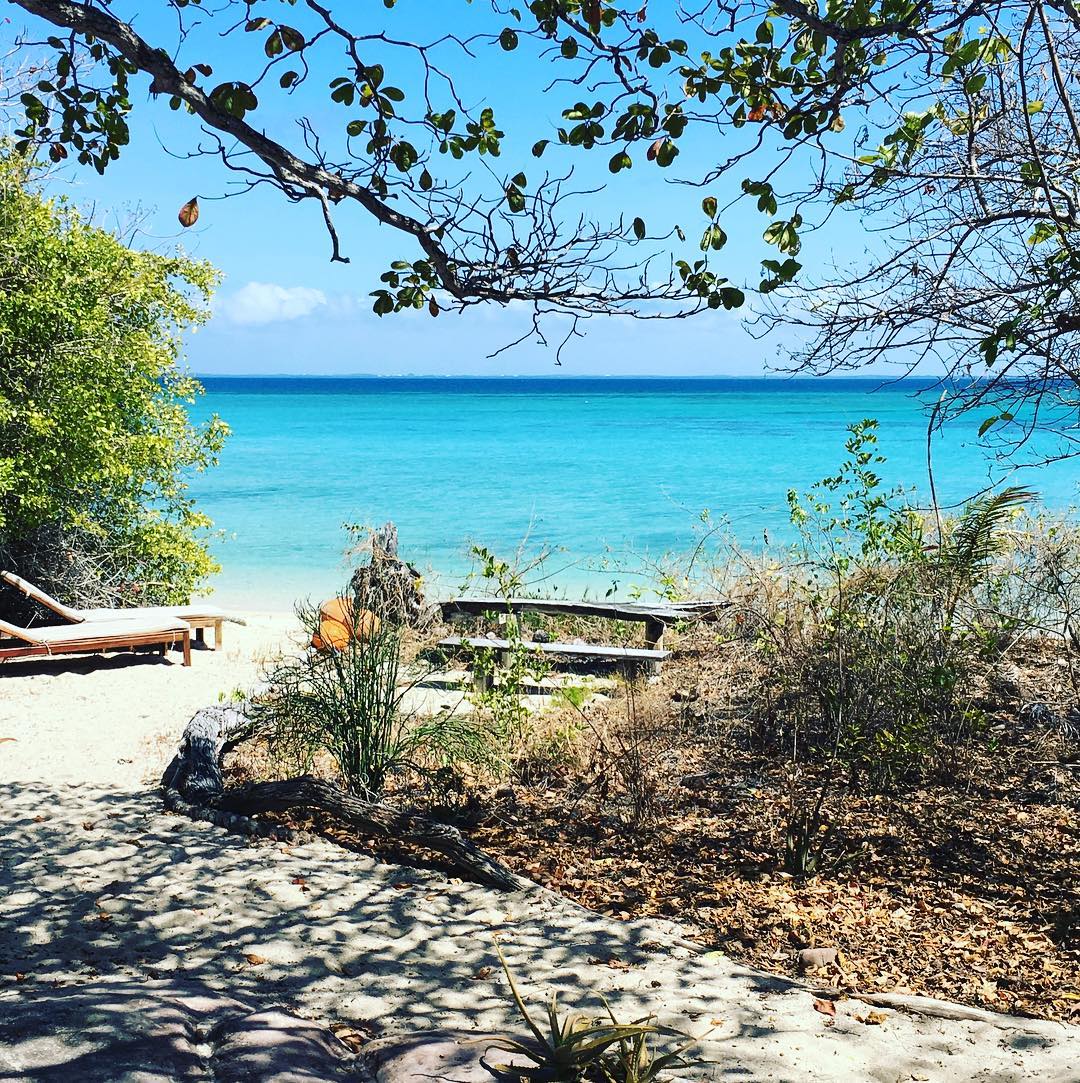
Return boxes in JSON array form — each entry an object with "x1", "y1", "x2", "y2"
[
  {"x1": 1, "y1": 571, "x2": 228, "y2": 649},
  {"x1": 0, "y1": 615, "x2": 192, "y2": 667}
]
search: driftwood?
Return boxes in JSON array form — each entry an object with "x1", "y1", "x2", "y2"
[
  {"x1": 161, "y1": 705, "x2": 528, "y2": 892},
  {"x1": 348, "y1": 522, "x2": 439, "y2": 630}
]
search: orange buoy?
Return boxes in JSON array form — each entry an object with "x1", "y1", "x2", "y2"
[{"x1": 311, "y1": 596, "x2": 380, "y2": 651}]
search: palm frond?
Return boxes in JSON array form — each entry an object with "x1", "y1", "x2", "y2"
[{"x1": 943, "y1": 486, "x2": 1035, "y2": 576}]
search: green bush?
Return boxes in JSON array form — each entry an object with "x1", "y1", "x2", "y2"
[
  {"x1": 259, "y1": 593, "x2": 498, "y2": 797},
  {"x1": 0, "y1": 150, "x2": 227, "y2": 606},
  {"x1": 748, "y1": 420, "x2": 1030, "y2": 791}
]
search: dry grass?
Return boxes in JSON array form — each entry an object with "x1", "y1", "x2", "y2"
[{"x1": 464, "y1": 630, "x2": 1079, "y2": 1023}]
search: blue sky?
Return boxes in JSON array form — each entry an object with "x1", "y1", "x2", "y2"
[{"x1": 3, "y1": 3, "x2": 870, "y2": 376}]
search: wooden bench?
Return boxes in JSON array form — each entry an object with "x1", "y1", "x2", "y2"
[
  {"x1": 440, "y1": 596, "x2": 728, "y2": 650},
  {"x1": 437, "y1": 634, "x2": 670, "y2": 689}
]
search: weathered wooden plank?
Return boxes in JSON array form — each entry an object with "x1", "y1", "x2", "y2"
[
  {"x1": 441, "y1": 595, "x2": 727, "y2": 624},
  {"x1": 437, "y1": 635, "x2": 671, "y2": 662},
  {"x1": 0, "y1": 629, "x2": 192, "y2": 666}
]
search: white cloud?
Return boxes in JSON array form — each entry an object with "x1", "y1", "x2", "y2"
[{"x1": 218, "y1": 282, "x2": 328, "y2": 325}]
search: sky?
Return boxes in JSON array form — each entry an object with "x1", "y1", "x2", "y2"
[{"x1": 1, "y1": 2, "x2": 872, "y2": 377}]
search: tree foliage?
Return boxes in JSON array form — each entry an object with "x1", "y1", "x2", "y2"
[
  {"x1": 6, "y1": 1, "x2": 1079, "y2": 447},
  {"x1": 0, "y1": 150, "x2": 228, "y2": 604}
]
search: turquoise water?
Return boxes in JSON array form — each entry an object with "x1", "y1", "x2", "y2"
[{"x1": 190, "y1": 378, "x2": 1078, "y2": 609}]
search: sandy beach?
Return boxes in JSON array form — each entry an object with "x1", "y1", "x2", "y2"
[
  {"x1": 0, "y1": 613, "x2": 298, "y2": 788},
  {"x1": 0, "y1": 619, "x2": 1077, "y2": 1080}
]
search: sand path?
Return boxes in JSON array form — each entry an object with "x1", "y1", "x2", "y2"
[{"x1": 0, "y1": 626, "x2": 1077, "y2": 1081}]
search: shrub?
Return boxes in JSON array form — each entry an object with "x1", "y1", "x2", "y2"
[
  {"x1": 490, "y1": 945, "x2": 698, "y2": 1082},
  {"x1": 0, "y1": 149, "x2": 227, "y2": 608},
  {"x1": 746, "y1": 420, "x2": 1031, "y2": 791},
  {"x1": 258, "y1": 592, "x2": 496, "y2": 797}
]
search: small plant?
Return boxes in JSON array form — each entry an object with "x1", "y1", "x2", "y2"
[
  {"x1": 461, "y1": 542, "x2": 552, "y2": 760},
  {"x1": 783, "y1": 786, "x2": 838, "y2": 878},
  {"x1": 555, "y1": 684, "x2": 591, "y2": 711},
  {"x1": 489, "y1": 946, "x2": 697, "y2": 1082},
  {"x1": 257, "y1": 587, "x2": 495, "y2": 796},
  {"x1": 599, "y1": 1019, "x2": 698, "y2": 1083}
]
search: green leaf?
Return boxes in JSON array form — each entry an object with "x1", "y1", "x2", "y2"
[
  {"x1": 608, "y1": 150, "x2": 632, "y2": 173},
  {"x1": 702, "y1": 195, "x2": 717, "y2": 218},
  {"x1": 499, "y1": 28, "x2": 519, "y2": 51},
  {"x1": 632, "y1": 216, "x2": 646, "y2": 240},
  {"x1": 279, "y1": 26, "x2": 305, "y2": 52},
  {"x1": 561, "y1": 37, "x2": 578, "y2": 59},
  {"x1": 1025, "y1": 100, "x2": 1044, "y2": 115},
  {"x1": 506, "y1": 184, "x2": 525, "y2": 212}
]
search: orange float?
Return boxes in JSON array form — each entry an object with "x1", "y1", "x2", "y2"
[{"x1": 310, "y1": 596, "x2": 381, "y2": 651}]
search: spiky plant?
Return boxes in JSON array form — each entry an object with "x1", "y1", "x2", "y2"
[{"x1": 488, "y1": 945, "x2": 665, "y2": 1082}]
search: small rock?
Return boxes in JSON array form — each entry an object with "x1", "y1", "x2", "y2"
[{"x1": 798, "y1": 947, "x2": 839, "y2": 971}]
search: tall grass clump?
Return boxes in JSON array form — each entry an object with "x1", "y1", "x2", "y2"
[
  {"x1": 257, "y1": 589, "x2": 495, "y2": 797},
  {"x1": 743, "y1": 420, "x2": 1036, "y2": 792}
]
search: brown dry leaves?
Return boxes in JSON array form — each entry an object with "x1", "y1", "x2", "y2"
[{"x1": 469, "y1": 737, "x2": 1078, "y2": 1024}]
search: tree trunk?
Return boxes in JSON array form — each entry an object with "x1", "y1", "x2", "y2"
[
  {"x1": 348, "y1": 521, "x2": 439, "y2": 629},
  {"x1": 161, "y1": 705, "x2": 527, "y2": 892},
  {"x1": 214, "y1": 777, "x2": 527, "y2": 891}
]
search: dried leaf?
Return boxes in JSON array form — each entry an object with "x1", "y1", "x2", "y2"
[
  {"x1": 244, "y1": 953, "x2": 267, "y2": 966},
  {"x1": 178, "y1": 197, "x2": 200, "y2": 228},
  {"x1": 812, "y1": 998, "x2": 836, "y2": 1017}
]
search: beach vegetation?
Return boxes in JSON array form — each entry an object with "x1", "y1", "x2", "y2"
[
  {"x1": 8, "y1": 2, "x2": 1079, "y2": 451},
  {"x1": 745, "y1": 420, "x2": 1037, "y2": 791},
  {"x1": 0, "y1": 149, "x2": 227, "y2": 608},
  {"x1": 490, "y1": 945, "x2": 698, "y2": 1082},
  {"x1": 259, "y1": 592, "x2": 498, "y2": 797}
]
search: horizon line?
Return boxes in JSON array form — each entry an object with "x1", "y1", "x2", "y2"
[{"x1": 193, "y1": 371, "x2": 935, "y2": 381}]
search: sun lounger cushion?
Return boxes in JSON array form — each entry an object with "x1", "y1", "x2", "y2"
[
  {"x1": 10, "y1": 617, "x2": 190, "y2": 645},
  {"x1": 78, "y1": 604, "x2": 227, "y2": 622}
]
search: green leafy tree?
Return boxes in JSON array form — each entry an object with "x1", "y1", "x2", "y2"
[
  {"x1": 6, "y1": 1, "x2": 1078, "y2": 446},
  {"x1": 0, "y1": 150, "x2": 228, "y2": 605}
]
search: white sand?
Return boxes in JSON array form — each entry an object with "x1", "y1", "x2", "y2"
[
  {"x1": 0, "y1": 619, "x2": 1077, "y2": 1081},
  {"x1": 0, "y1": 613, "x2": 298, "y2": 788}
]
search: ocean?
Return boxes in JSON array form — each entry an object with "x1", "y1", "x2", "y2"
[{"x1": 189, "y1": 377, "x2": 1078, "y2": 609}]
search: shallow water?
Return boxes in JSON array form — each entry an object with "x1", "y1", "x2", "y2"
[{"x1": 189, "y1": 377, "x2": 1078, "y2": 608}]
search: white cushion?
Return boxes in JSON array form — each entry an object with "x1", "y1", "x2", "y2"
[
  {"x1": 25, "y1": 618, "x2": 191, "y2": 644},
  {"x1": 79, "y1": 605, "x2": 227, "y2": 622}
]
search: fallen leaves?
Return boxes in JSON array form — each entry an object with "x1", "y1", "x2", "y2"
[
  {"x1": 812, "y1": 997, "x2": 836, "y2": 1018},
  {"x1": 467, "y1": 736, "x2": 1080, "y2": 1024}
]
